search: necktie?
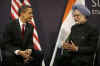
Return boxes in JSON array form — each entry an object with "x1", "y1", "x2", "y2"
[{"x1": 22, "y1": 24, "x2": 25, "y2": 39}]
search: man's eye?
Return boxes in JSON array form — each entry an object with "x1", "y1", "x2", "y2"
[{"x1": 74, "y1": 15, "x2": 80, "y2": 17}]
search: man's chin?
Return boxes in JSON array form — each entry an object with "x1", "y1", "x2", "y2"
[
  {"x1": 27, "y1": 19, "x2": 32, "y2": 22},
  {"x1": 75, "y1": 21, "x2": 79, "y2": 24}
]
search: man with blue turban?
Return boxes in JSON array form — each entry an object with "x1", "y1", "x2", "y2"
[{"x1": 55, "y1": 4, "x2": 99, "y2": 66}]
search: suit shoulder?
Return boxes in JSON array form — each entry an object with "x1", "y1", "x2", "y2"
[
  {"x1": 87, "y1": 23, "x2": 99, "y2": 34},
  {"x1": 7, "y1": 19, "x2": 18, "y2": 25},
  {"x1": 5, "y1": 20, "x2": 18, "y2": 30},
  {"x1": 87, "y1": 23, "x2": 97, "y2": 30}
]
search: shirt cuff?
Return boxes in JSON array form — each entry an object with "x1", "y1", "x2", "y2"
[
  {"x1": 75, "y1": 47, "x2": 79, "y2": 51},
  {"x1": 14, "y1": 50, "x2": 20, "y2": 55}
]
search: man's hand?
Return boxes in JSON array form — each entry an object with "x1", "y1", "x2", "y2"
[
  {"x1": 17, "y1": 50, "x2": 28, "y2": 58},
  {"x1": 24, "y1": 56, "x2": 32, "y2": 63},
  {"x1": 63, "y1": 41, "x2": 78, "y2": 51},
  {"x1": 17, "y1": 49, "x2": 32, "y2": 63},
  {"x1": 71, "y1": 41, "x2": 79, "y2": 51},
  {"x1": 25, "y1": 49, "x2": 32, "y2": 56},
  {"x1": 63, "y1": 42, "x2": 72, "y2": 50}
]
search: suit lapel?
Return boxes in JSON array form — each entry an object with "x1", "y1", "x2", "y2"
[
  {"x1": 23, "y1": 23, "x2": 33, "y2": 45},
  {"x1": 23, "y1": 23, "x2": 31, "y2": 42},
  {"x1": 15, "y1": 20, "x2": 23, "y2": 40}
]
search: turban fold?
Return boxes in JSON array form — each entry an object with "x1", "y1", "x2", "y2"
[{"x1": 72, "y1": 4, "x2": 91, "y2": 16}]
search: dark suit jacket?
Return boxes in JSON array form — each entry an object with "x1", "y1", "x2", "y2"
[
  {"x1": 55, "y1": 22, "x2": 99, "y2": 66},
  {"x1": 3, "y1": 20, "x2": 42, "y2": 66}
]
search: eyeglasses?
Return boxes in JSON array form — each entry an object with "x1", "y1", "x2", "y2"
[
  {"x1": 73, "y1": 13, "x2": 84, "y2": 18},
  {"x1": 73, "y1": 14, "x2": 81, "y2": 17}
]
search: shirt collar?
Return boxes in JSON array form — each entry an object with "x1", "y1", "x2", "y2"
[
  {"x1": 19, "y1": 18, "x2": 26, "y2": 30},
  {"x1": 19, "y1": 18, "x2": 26, "y2": 25}
]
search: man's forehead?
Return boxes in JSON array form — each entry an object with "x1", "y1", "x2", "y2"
[{"x1": 73, "y1": 9, "x2": 81, "y2": 14}]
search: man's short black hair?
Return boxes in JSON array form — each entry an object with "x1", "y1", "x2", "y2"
[{"x1": 18, "y1": 5, "x2": 32, "y2": 16}]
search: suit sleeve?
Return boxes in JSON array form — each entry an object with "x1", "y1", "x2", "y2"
[
  {"x1": 78, "y1": 28, "x2": 99, "y2": 54},
  {"x1": 3, "y1": 24, "x2": 21, "y2": 55}
]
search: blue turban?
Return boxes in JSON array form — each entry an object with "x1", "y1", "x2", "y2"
[{"x1": 72, "y1": 4, "x2": 91, "y2": 16}]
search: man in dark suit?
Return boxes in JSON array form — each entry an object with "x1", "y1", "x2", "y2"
[
  {"x1": 55, "y1": 4, "x2": 99, "y2": 66},
  {"x1": 3, "y1": 5, "x2": 42, "y2": 66}
]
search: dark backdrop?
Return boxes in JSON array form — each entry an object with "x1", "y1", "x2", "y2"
[
  {"x1": 32, "y1": 0, "x2": 68, "y2": 65},
  {"x1": 0, "y1": 0, "x2": 10, "y2": 38}
]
